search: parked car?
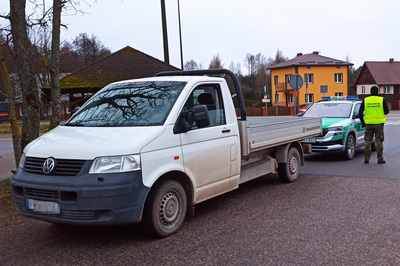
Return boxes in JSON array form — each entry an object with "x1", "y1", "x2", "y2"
[
  {"x1": 297, "y1": 105, "x2": 311, "y2": 116},
  {"x1": 301, "y1": 96, "x2": 373, "y2": 160},
  {"x1": 0, "y1": 102, "x2": 9, "y2": 123}
]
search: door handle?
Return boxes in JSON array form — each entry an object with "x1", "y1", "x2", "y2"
[{"x1": 222, "y1": 129, "x2": 231, "y2": 133}]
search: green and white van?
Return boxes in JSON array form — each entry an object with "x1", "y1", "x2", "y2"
[{"x1": 302, "y1": 96, "x2": 371, "y2": 160}]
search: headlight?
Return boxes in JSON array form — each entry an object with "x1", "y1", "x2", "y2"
[
  {"x1": 89, "y1": 154, "x2": 141, "y2": 174},
  {"x1": 327, "y1": 126, "x2": 343, "y2": 136}
]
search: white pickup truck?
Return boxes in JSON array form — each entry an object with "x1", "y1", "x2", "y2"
[{"x1": 12, "y1": 69, "x2": 321, "y2": 237}]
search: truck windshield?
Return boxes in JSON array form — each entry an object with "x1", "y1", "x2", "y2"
[
  {"x1": 303, "y1": 102, "x2": 352, "y2": 118},
  {"x1": 66, "y1": 81, "x2": 186, "y2": 127}
]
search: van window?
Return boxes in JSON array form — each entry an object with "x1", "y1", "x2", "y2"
[
  {"x1": 183, "y1": 84, "x2": 226, "y2": 128},
  {"x1": 66, "y1": 81, "x2": 186, "y2": 127}
]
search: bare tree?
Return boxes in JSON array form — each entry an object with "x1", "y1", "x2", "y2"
[
  {"x1": 72, "y1": 33, "x2": 111, "y2": 66},
  {"x1": 59, "y1": 41, "x2": 84, "y2": 72},
  {"x1": 245, "y1": 53, "x2": 256, "y2": 76},
  {"x1": 184, "y1": 59, "x2": 199, "y2": 70},
  {"x1": 10, "y1": 0, "x2": 41, "y2": 152},
  {"x1": 49, "y1": 0, "x2": 65, "y2": 130},
  {"x1": 272, "y1": 49, "x2": 287, "y2": 65},
  {"x1": 245, "y1": 53, "x2": 266, "y2": 76},
  {"x1": 0, "y1": 46, "x2": 21, "y2": 167}
]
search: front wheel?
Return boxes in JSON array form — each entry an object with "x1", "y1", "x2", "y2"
[
  {"x1": 343, "y1": 134, "x2": 355, "y2": 160},
  {"x1": 144, "y1": 180, "x2": 187, "y2": 238},
  {"x1": 278, "y1": 147, "x2": 300, "y2": 183}
]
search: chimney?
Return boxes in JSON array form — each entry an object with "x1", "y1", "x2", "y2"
[
  {"x1": 297, "y1": 53, "x2": 303, "y2": 57},
  {"x1": 313, "y1": 51, "x2": 319, "y2": 55},
  {"x1": 389, "y1": 58, "x2": 394, "y2": 63}
]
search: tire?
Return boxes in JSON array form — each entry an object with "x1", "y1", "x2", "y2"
[
  {"x1": 144, "y1": 180, "x2": 187, "y2": 238},
  {"x1": 278, "y1": 147, "x2": 300, "y2": 183},
  {"x1": 343, "y1": 134, "x2": 355, "y2": 160}
]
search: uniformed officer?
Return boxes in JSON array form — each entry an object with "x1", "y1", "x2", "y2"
[{"x1": 358, "y1": 86, "x2": 389, "y2": 164}]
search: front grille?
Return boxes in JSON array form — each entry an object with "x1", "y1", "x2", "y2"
[
  {"x1": 322, "y1": 128, "x2": 329, "y2": 136},
  {"x1": 26, "y1": 187, "x2": 59, "y2": 200},
  {"x1": 15, "y1": 203, "x2": 96, "y2": 220},
  {"x1": 25, "y1": 157, "x2": 86, "y2": 176},
  {"x1": 62, "y1": 210, "x2": 95, "y2": 220}
]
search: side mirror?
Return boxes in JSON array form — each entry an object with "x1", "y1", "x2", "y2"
[
  {"x1": 173, "y1": 111, "x2": 190, "y2": 134},
  {"x1": 192, "y1": 105, "x2": 210, "y2": 128},
  {"x1": 173, "y1": 105, "x2": 210, "y2": 134}
]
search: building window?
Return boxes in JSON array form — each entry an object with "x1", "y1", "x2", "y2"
[
  {"x1": 305, "y1": 74, "x2": 314, "y2": 84},
  {"x1": 361, "y1": 86, "x2": 365, "y2": 94},
  {"x1": 334, "y1": 73, "x2": 343, "y2": 83},
  {"x1": 384, "y1": 86, "x2": 390, "y2": 94},
  {"x1": 335, "y1": 92, "x2": 343, "y2": 97},
  {"x1": 305, "y1": 94, "x2": 314, "y2": 104},
  {"x1": 285, "y1": 75, "x2": 291, "y2": 89},
  {"x1": 275, "y1": 94, "x2": 280, "y2": 103},
  {"x1": 274, "y1": 76, "x2": 279, "y2": 85},
  {"x1": 287, "y1": 94, "x2": 293, "y2": 104}
]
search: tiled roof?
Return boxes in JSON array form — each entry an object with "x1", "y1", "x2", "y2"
[
  {"x1": 267, "y1": 52, "x2": 353, "y2": 69},
  {"x1": 51, "y1": 46, "x2": 179, "y2": 90},
  {"x1": 363, "y1": 61, "x2": 400, "y2": 85}
]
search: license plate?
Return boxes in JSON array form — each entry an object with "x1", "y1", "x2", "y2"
[
  {"x1": 26, "y1": 199, "x2": 60, "y2": 214},
  {"x1": 303, "y1": 138, "x2": 316, "y2": 143}
]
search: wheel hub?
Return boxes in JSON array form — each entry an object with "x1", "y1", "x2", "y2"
[
  {"x1": 288, "y1": 155, "x2": 298, "y2": 174},
  {"x1": 160, "y1": 192, "x2": 179, "y2": 226}
]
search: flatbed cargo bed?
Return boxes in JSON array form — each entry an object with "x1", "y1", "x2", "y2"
[{"x1": 239, "y1": 116, "x2": 322, "y2": 156}]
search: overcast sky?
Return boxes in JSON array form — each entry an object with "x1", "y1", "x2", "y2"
[{"x1": 1, "y1": 0, "x2": 400, "y2": 74}]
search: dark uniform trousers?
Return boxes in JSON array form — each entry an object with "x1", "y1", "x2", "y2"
[{"x1": 364, "y1": 124, "x2": 384, "y2": 161}]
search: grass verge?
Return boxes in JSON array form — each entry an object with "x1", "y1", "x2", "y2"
[{"x1": 0, "y1": 178, "x2": 13, "y2": 207}]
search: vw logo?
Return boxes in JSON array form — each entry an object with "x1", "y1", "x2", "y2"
[{"x1": 43, "y1": 157, "x2": 56, "y2": 174}]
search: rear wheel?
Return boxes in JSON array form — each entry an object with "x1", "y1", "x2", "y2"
[
  {"x1": 343, "y1": 134, "x2": 355, "y2": 160},
  {"x1": 278, "y1": 147, "x2": 300, "y2": 183},
  {"x1": 144, "y1": 180, "x2": 187, "y2": 238}
]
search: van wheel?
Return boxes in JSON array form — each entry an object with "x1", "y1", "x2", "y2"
[
  {"x1": 144, "y1": 180, "x2": 187, "y2": 238},
  {"x1": 278, "y1": 147, "x2": 300, "y2": 183},
  {"x1": 343, "y1": 134, "x2": 355, "y2": 160}
]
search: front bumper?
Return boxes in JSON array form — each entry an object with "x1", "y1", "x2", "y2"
[
  {"x1": 311, "y1": 138, "x2": 345, "y2": 152},
  {"x1": 302, "y1": 133, "x2": 345, "y2": 152},
  {"x1": 11, "y1": 161, "x2": 149, "y2": 225}
]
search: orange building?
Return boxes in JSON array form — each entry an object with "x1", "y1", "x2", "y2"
[{"x1": 267, "y1": 52, "x2": 353, "y2": 113}]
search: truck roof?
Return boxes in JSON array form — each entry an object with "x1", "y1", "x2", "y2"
[{"x1": 111, "y1": 75, "x2": 224, "y2": 85}]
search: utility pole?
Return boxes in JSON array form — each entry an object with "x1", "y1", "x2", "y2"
[
  {"x1": 177, "y1": 0, "x2": 183, "y2": 69},
  {"x1": 160, "y1": 0, "x2": 169, "y2": 64}
]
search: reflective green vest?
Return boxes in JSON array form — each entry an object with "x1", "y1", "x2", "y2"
[{"x1": 364, "y1": 96, "x2": 386, "y2": 124}]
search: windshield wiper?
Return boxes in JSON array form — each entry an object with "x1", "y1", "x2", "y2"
[{"x1": 64, "y1": 122, "x2": 85, "y2": 127}]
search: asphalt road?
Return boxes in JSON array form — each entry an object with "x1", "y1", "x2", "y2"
[
  {"x1": 1, "y1": 112, "x2": 400, "y2": 265},
  {"x1": 2, "y1": 174, "x2": 400, "y2": 265}
]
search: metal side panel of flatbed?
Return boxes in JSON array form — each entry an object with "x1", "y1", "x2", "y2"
[{"x1": 238, "y1": 116, "x2": 322, "y2": 156}]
